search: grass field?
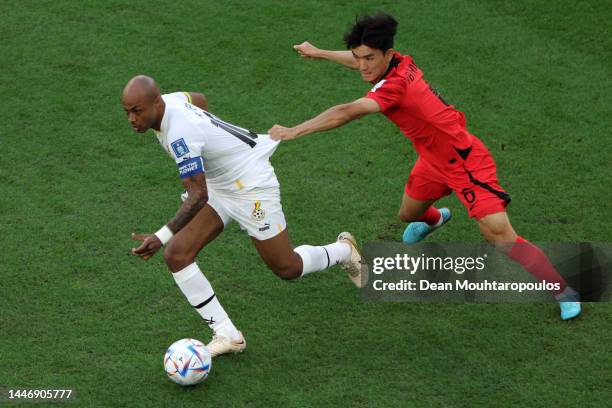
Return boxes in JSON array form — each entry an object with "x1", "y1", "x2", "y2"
[{"x1": 1, "y1": 0, "x2": 611, "y2": 406}]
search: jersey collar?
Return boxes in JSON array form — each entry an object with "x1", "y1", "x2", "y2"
[
  {"x1": 382, "y1": 54, "x2": 401, "y2": 79},
  {"x1": 154, "y1": 97, "x2": 170, "y2": 151}
]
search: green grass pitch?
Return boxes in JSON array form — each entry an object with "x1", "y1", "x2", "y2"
[{"x1": 1, "y1": 0, "x2": 611, "y2": 406}]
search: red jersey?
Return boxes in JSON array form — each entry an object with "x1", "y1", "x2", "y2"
[{"x1": 365, "y1": 53, "x2": 474, "y2": 169}]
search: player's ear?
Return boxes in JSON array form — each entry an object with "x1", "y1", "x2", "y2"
[{"x1": 384, "y1": 48, "x2": 395, "y2": 60}]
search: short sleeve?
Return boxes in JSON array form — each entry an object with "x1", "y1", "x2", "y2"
[
  {"x1": 167, "y1": 126, "x2": 205, "y2": 179},
  {"x1": 164, "y1": 91, "x2": 191, "y2": 104},
  {"x1": 365, "y1": 79, "x2": 405, "y2": 112}
]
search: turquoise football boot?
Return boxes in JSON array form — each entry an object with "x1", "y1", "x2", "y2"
[
  {"x1": 557, "y1": 288, "x2": 581, "y2": 320},
  {"x1": 402, "y1": 208, "x2": 451, "y2": 244},
  {"x1": 559, "y1": 302, "x2": 581, "y2": 320}
]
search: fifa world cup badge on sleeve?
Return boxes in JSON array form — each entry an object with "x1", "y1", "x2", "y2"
[{"x1": 171, "y1": 138, "x2": 190, "y2": 158}]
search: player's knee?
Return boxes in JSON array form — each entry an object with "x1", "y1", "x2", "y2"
[
  {"x1": 264, "y1": 251, "x2": 302, "y2": 280},
  {"x1": 164, "y1": 244, "x2": 196, "y2": 272},
  {"x1": 481, "y1": 221, "x2": 516, "y2": 244}
]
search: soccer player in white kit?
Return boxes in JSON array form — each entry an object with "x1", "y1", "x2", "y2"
[{"x1": 122, "y1": 75, "x2": 365, "y2": 357}]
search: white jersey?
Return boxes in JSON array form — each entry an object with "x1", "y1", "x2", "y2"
[{"x1": 154, "y1": 92, "x2": 279, "y2": 193}]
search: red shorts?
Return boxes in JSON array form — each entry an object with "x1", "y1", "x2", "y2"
[{"x1": 405, "y1": 137, "x2": 510, "y2": 219}]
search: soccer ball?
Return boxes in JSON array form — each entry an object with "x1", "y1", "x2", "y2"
[{"x1": 163, "y1": 338, "x2": 212, "y2": 386}]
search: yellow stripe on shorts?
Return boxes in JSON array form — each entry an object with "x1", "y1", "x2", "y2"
[{"x1": 234, "y1": 179, "x2": 244, "y2": 190}]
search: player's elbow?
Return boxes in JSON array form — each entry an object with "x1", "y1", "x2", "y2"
[
  {"x1": 340, "y1": 103, "x2": 368, "y2": 122},
  {"x1": 197, "y1": 192, "x2": 209, "y2": 207},
  {"x1": 336, "y1": 104, "x2": 361, "y2": 123},
  {"x1": 189, "y1": 188, "x2": 209, "y2": 207}
]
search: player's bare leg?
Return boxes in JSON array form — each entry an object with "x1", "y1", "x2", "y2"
[
  {"x1": 476, "y1": 211, "x2": 517, "y2": 245},
  {"x1": 250, "y1": 229, "x2": 303, "y2": 279},
  {"x1": 164, "y1": 203, "x2": 224, "y2": 271},
  {"x1": 478, "y1": 211, "x2": 581, "y2": 320},
  {"x1": 251, "y1": 228, "x2": 366, "y2": 287},
  {"x1": 164, "y1": 204, "x2": 246, "y2": 356},
  {"x1": 398, "y1": 194, "x2": 437, "y2": 222},
  {"x1": 399, "y1": 193, "x2": 451, "y2": 244}
]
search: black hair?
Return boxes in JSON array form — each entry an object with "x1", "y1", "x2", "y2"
[{"x1": 343, "y1": 13, "x2": 398, "y2": 52}]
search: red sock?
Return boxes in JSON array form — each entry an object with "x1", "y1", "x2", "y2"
[
  {"x1": 506, "y1": 237, "x2": 566, "y2": 295},
  {"x1": 419, "y1": 206, "x2": 442, "y2": 226}
]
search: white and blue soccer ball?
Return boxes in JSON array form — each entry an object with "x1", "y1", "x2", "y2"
[{"x1": 164, "y1": 338, "x2": 212, "y2": 386}]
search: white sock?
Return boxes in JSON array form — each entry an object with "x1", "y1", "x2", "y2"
[
  {"x1": 295, "y1": 242, "x2": 351, "y2": 276},
  {"x1": 172, "y1": 263, "x2": 241, "y2": 341}
]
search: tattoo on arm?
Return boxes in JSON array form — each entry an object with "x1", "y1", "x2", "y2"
[
  {"x1": 166, "y1": 176, "x2": 208, "y2": 233},
  {"x1": 167, "y1": 190, "x2": 207, "y2": 233}
]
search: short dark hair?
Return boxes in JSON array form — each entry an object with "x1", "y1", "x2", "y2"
[{"x1": 343, "y1": 13, "x2": 398, "y2": 52}]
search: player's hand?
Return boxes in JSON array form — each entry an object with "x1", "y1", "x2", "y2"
[
  {"x1": 131, "y1": 232, "x2": 163, "y2": 261},
  {"x1": 293, "y1": 41, "x2": 321, "y2": 59},
  {"x1": 269, "y1": 124, "x2": 299, "y2": 141}
]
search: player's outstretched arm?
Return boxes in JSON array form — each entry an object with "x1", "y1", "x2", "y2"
[
  {"x1": 131, "y1": 172, "x2": 208, "y2": 261},
  {"x1": 268, "y1": 97, "x2": 380, "y2": 141},
  {"x1": 294, "y1": 41, "x2": 358, "y2": 70}
]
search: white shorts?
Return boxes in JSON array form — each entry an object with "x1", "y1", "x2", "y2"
[{"x1": 207, "y1": 187, "x2": 287, "y2": 241}]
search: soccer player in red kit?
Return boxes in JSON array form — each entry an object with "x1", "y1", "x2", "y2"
[{"x1": 268, "y1": 13, "x2": 581, "y2": 320}]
